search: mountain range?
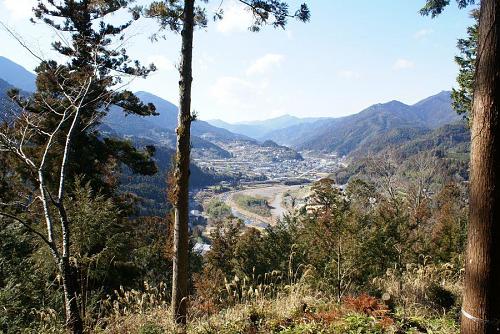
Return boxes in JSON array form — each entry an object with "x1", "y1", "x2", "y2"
[
  {"x1": 104, "y1": 91, "x2": 251, "y2": 143},
  {"x1": 209, "y1": 91, "x2": 461, "y2": 157},
  {"x1": 0, "y1": 56, "x2": 37, "y2": 93},
  {"x1": 0, "y1": 57, "x2": 251, "y2": 160},
  {"x1": 207, "y1": 114, "x2": 326, "y2": 139},
  {"x1": 1, "y1": 56, "x2": 466, "y2": 161},
  {"x1": 0, "y1": 57, "x2": 243, "y2": 214}
]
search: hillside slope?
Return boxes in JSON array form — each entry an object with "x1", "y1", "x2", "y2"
[
  {"x1": 263, "y1": 91, "x2": 459, "y2": 156},
  {"x1": 334, "y1": 120, "x2": 470, "y2": 184},
  {"x1": 105, "y1": 91, "x2": 251, "y2": 143},
  {"x1": 0, "y1": 79, "x2": 19, "y2": 121},
  {"x1": 0, "y1": 56, "x2": 36, "y2": 92}
]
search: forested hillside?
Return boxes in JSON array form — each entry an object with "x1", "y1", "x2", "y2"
[
  {"x1": 261, "y1": 91, "x2": 461, "y2": 155},
  {"x1": 334, "y1": 121, "x2": 470, "y2": 184},
  {"x1": 0, "y1": 58, "x2": 234, "y2": 216},
  {"x1": 0, "y1": 79, "x2": 18, "y2": 118}
]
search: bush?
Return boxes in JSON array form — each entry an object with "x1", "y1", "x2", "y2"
[
  {"x1": 428, "y1": 284, "x2": 456, "y2": 310},
  {"x1": 372, "y1": 262, "x2": 462, "y2": 314}
]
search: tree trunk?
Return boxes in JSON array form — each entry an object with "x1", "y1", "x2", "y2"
[
  {"x1": 461, "y1": 0, "x2": 500, "y2": 333},
  {"x1": 60, "y1": 258, "x2": 83, "y2": 334},
  {"x1": 337, "y1": 242, "x2": 341, "y2": 304},
  {"x1": 171, "y1": 0, "x2": 195, "y2": 325}
]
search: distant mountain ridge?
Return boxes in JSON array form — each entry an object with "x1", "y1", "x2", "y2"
[
  {"x1": 0, "y1": 58, "x2": 37, "y2": 121},
  {"x1": 207, "y1": 114, "x2": 325, "y2": 139},
  {"x1": 0, "y1": 56, "x2": 462, "y2": 159},
  {"x1": 0, "y1": 57, "x2": 251, "y2": 150},
  {"x1": 103, "y1": 91, "x2": 253, "y2": 159},
  {"x1": 207, "y1": 91, "x2": 459, "y2": 156},
  {"x1": 103, "y1": 91, "x2": 252, "y2": 143},
  {"x1": 259, "y1": 91, "x2": 460, "y2": 156},
  {"x1": 0, "y1": 57, "x2": 230, "y2": 210},
  {"x1": 0, "y1": 56, "x2": 36, "y2": 92}
]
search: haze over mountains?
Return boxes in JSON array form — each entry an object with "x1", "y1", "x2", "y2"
[
  {"x1": 208, "y1": 90, "x2": 463, "y2": 156},
  {"x1": 207, "y1": 115, "x2": 326, "y2": 139},
  {"x1": 0, "y1": 55, "x2": 467, "y2": 161}
]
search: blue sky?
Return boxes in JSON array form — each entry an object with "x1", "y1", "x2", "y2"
[{"x1": 0, "y1": 0, "x2": 474, "y2": 122}]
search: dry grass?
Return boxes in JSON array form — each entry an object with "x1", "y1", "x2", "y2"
[
  {"x1": 373, "y1": 260, "x2": 463, "y2": 317},
  {"x1": 29, "y1": 263, "x2": 462, "y2": 333},
  {"x1": 95, "y1": 280, "x2": 459, "y2": 334}
]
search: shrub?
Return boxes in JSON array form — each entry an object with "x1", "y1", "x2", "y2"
[{"x1": 372, "y1": 261, "x2": 462, "y2": 314}]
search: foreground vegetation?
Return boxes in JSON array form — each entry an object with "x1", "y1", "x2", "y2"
[
  {"x1": 1, "y1": 149, "x2": 468, "y2": 332},
  {"x1": 30, "y1": 269, "x2": 463, "y2": 333}
]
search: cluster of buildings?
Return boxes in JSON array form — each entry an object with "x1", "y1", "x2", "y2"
[
  {"x1": 189, "y1": 143, "x2": 344, "y2": 255},
  {"x1": 194, "y1": 140, "x2": 342, "y2": 184}
]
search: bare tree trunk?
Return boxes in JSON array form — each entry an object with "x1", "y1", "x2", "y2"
[
  {"x1": 337, "y1": 242, "x2": 341, "y2": 304},
  {"x1": 60, "y1": 211, "x2": 83, "y2": 333},
  {"x1": 461, "y1": 1, "x2": 500, "y2": 333},
  {"x1": 57, "y1": 95, "x2": 84, "y2": 333},
  {"x1": 60, "y1": 258, "x2": 83, "y2": 334},
  {"x1": 171, "y1": 0, "x2": 195, "y2": 325}
]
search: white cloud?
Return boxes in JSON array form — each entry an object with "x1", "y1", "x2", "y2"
[
  {"x1": 3, "y1": 0, "x2": 36, "y2": 19},
  {"x1": 246, "y1": 53, "x2": 285, "y2": 76},
  {"x1": 147, "y1": 55, "x2": 174, "y2": 72},
  {"x1": 216, "y1": 4, "x2": 253, "y2": 33},
  {"x1": 414, "y1": 28, "x2": 433, "y2": 40},
  {"x1": 336, "y1": 70, "x2": 360, "y2": 79},
  {"x1": 208, "y1": 76, "x2": 283, "y2": 121},
  {"x1": 210, "y1": 76, "x2": 255, "y2": 107},
  {"x1": 392, "y1": 58, "x2": 415, "y2": 70}
]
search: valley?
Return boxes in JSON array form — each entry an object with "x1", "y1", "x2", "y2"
[
  {"x1": 0, "y1": 55, "x2": 470, "y2": 239},
  {"x1": 216, "y1": 184, "x2": 309, "y2": 229},
  {"x1": 190, "y1": 140, "x2": 342, "y2": 230},
  {"x1": 192, "y1": 147, "x2": 341, "y2": 233},
  {"x1": 194, "y1": 148, "x2": 340, "y2": 185}
]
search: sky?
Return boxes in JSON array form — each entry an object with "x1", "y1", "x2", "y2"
[{"x1": 0, "y1": 0, "x2": 475, "y2": 123}]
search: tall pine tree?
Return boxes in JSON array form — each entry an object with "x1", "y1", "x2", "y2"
[
  {"x1": 144, "y1": 0, "x2": 310, "y2": 325},
  {"x1": 1, "y1": 0, "x2": 159, "y2": 332}
]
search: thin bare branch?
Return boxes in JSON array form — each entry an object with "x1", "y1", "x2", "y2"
[
  {"x1": 0, "y1": 21, "x2": 44, "y2": 62},
  {"x1": 0, "y1": 211, "x2": 59, "y2": 258}
]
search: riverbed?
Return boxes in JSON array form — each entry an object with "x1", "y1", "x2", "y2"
[{"x1": 219, "y1": 184, "x2": 307, "y2": 229}]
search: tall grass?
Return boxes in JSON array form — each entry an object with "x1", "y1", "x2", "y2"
[{"x1": 94, "y1": 262, "x2": 461, "y2": 334}]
